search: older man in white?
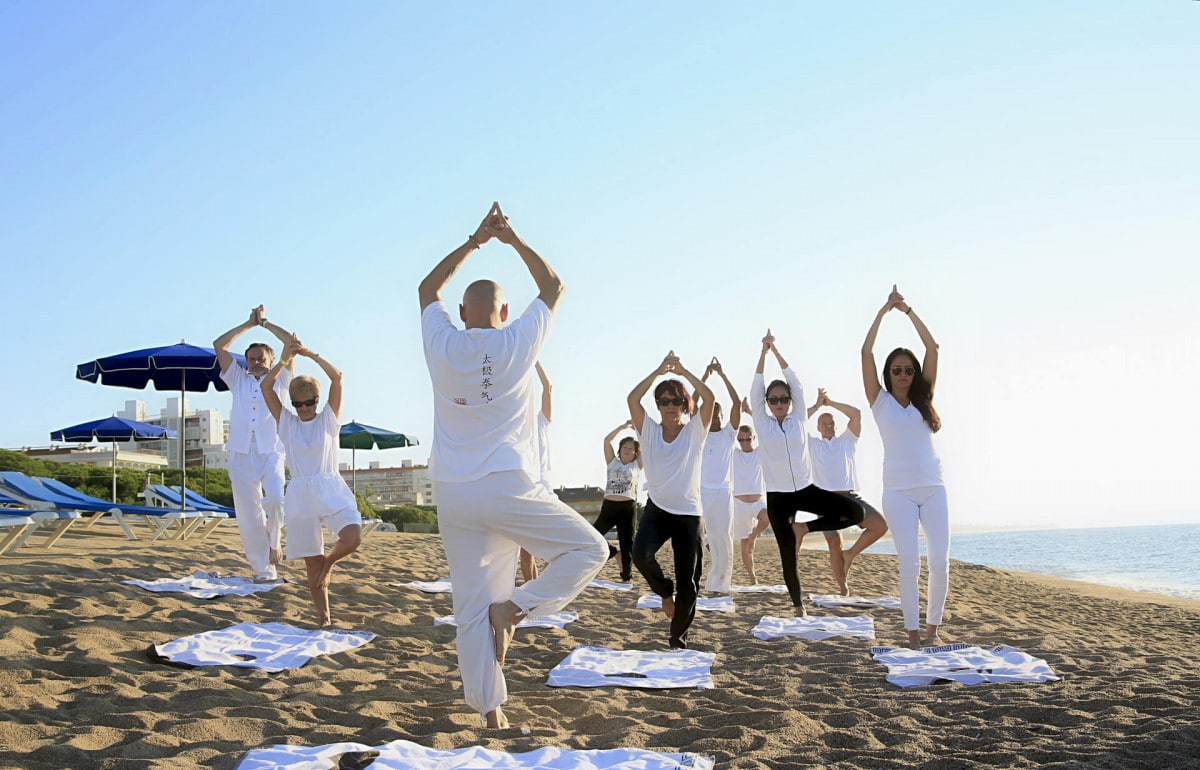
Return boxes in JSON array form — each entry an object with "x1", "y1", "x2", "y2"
[
  {"x1": 214, "y1": 306, "x2": 297, "y2": 581},
  {"x1": 419, "y1": 202, "x2": 607, "y2": 729}
]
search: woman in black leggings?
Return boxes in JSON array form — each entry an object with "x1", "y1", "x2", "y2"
[
  {"x1": 591, "y1": 420, "x2": 642, "y2": 582},
  {"x1": 750, "y1": 330, "x2": 865, "y2": 615}
]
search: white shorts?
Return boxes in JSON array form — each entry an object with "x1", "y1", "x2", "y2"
[
  {"x1": 733, "y1": 497, "x2": 767, "y2": 540},
  {"x1": 284, "y1": 475, "x2": 363, "y2": 559}
]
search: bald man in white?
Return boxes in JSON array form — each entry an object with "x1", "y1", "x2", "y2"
[{"x1": 419, "y1": 202, "x2": 607, "y2": 729}]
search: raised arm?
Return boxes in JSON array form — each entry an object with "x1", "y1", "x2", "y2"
[
  {"x1": 489, "y1": 203, "x2": 565, "y2": 314},
  {"x1": 861, "y1": 291, "x2": 895, "y2": 406},
  {"x1": 603, "y1": 421, "x2": 632, "y2": 464},
  {"x1": 302, "y1": 349, "x2": 344, "y2": 419},
  {"x1": 806, "y1": 388, "x2": 829, "y2": 419},
  {"x1": 258, "y1": 309, "x2": 298, "y2": 373},
  {"x1": 260, "y1": 335, "x2": 303, "y2": 423},
  {"x1": 712, "y1": 359, "x2": 741, "y2": 430},
  {"x1": 627, "y1": 353, "x2": 675, "y2": 433},
  {"x1": 535, "y1": 362, "x2": 552, "y2": 422},
  {"x1": 418, "y1": 205, "x2": 496, "y2": 311},
  {"x1": 825, "y1": 394, "x2": 863, "y2": 437},
  {"x1": 892, "y1": 288, "x2": 939, "y2": 392},
  {"x1": 676, "y1": 360, "x2": 716, "y2": 429},
  {"x1": 214, "y1": 307, "x2": 261, "y2": 373}
]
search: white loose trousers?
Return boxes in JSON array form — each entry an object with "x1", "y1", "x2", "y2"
[
  {"x1": 228, "y1": 446, "x2": 286, "y2": 579},
  {"x1": 882, "y1": 485, "x2": 950, "y2": 631},
  {"x1": 435, "y1": 471, "x2": 607, "y2": 716},
  {"x1": 700, "y1": 488, "x2": 735, "y2": 593}
]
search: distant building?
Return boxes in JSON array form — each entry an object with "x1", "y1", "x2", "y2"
[
  {"x1": 20, "y1": 444, "x2": 170, "y2": 471},
  {"x1": 341, "y1": 459, "x2": 436, "y2": 507},
  {"x1": 117, "y1": 398, "x2": 228, "y2": 469}
]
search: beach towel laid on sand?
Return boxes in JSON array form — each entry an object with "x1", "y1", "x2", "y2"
[
  {"x1": 731, "y1": 584, "x2": 789, "y2": 593},
  {"x1": 869, "y1": 643, "x2": 1060, "y2": 688},
  {"x1": 123, "y1": 570, "x2": 282, "y2": 599},
  {"x1": 751, "y1": 615, "x2": 876, "y2": 641},
  {"x1": 637, "y1": 594, "x2": 735, "y2": 613},
  {"x1": 547, "y1": 646, "x2": 716, "y2": 689},
  {"x1": 434, "y1": 611, "x2": 579, "y2": 629},
  {"x1": 237, "y1": 739, "x2": 714, "y2": 769},
  {"x1": 149, "y1": 622, "x2": 374, "y2": 672},
  {"x1": 588, "y1": 579, "x2": 634, "y2": 590},
  {"x1": 807, "y1": 593, "x2": 902, "y2": 610},
  {"x1": 393, "y1": 579, "x2": 454, "y2": 593}
]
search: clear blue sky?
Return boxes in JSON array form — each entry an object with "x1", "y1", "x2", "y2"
[{"x1": 2, "y1": 2, "x2": 1197, "y2": 529}]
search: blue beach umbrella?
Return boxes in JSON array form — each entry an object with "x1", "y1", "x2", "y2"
[
  {"x1": 76, "y1": 341, "x2": 243, "y2": 501},
  {"x1": 51, "y1": 417, "x2": 177, "y2": 503},
  {"x1": 339, "y1": 421, "x2": 418, "y2": 494}
]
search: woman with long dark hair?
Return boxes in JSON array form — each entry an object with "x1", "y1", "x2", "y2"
[
  {"x1": 862, "y1": 285, "x2": 946, "y2": 648},
  {"x1": 592, "y1": 421, "x2": 643, "y2": 582}
]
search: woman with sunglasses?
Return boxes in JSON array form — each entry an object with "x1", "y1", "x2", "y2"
[
  {"x1": 862, "y1": 285, "x2": 946, "y2": 648},
  {"x1": 262, "y1": 336, "x2": 362, "y2": 627},
  {"x1": 627, "y1": 351, "x2": 715, "y2": 649},
  {"x1": 751, "y1": 330, "x2": 866, "y2": 616},
  {"x1": 591, "y1": 420, "x2": 642, "y2": 582}
]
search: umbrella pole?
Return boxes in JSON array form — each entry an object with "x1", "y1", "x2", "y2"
[
  {"x1": 179, "y1": 375, "x2": 187, "y2": 510},
  {"x1": 112, "y1": 439, "x2": 118, "y2": 503},
  {"x1": 352, "y1": 446, "x2": 357, "y2": 495}
]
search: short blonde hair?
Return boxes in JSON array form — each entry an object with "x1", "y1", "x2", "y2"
[{"x1": 289, "y1": 376, "x2": 321, "y2": 401}]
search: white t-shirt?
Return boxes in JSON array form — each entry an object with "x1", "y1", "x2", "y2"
[
  {"x1": 605, "y1": 457, "x2": 641, "y2": 500},
  {"x1": 421, "y1": 299, "x2": 552, "y2": 483},
  {"x1": 700, "y1": 424, "x2": 736, "y2": 491},
  {"x1": 732, "y1": 448, "x2": 765, "y2": 497},
  {"x1": 277, "y1": 405, "x2": 343, "y2": 480},
  {"x1": 808, "y1": 432, "x2": 859, "y2": 492},
  {"x1": 749, "y1": 369, "x2": 813, "y2": 493},
  {"x1": 221, "y1": 363, "x2": 292, "y2": 455},
  {"x1": 638, "y1": 413, "x2": 707, "y2": 517},
  {"x1": 871, "y1": 391, "x2": 944, "y2": 490}
]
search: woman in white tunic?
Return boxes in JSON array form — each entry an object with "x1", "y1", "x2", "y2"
[
  {"x1": 862, "y1": 285, "x2": 946, "y2": 648},
  {"x1": 262, "y1": 337, "x2": 362, "y2": 627}
]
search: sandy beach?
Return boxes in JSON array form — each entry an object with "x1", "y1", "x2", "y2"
[{"x1": 2, "y1": 524, "x2": 1197, "y2": 769}]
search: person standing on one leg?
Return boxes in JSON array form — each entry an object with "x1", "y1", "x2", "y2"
[
  {"x1": 519, "y1": 361, "x2": 554, "y2": 583},
  {"x1": 593, "y1": 421, "x2": 642, "y2": 582},
  {"x1": 863, "y1": 285, "x2": 948, "y2": 649},
  {"x1": 732, "y1": 407, "x2": 770, "y2": 585},
  {"x1": 750, "y1": 330, "x2": 866, "y2": 616},
  {"x1": 261, "y1": 338, "x2": 362, "y2": 627},
  {"x1": 419, "y1": 202, "x2": 608, "y2": 729},
  {"x1": 214, "y1": 306, "x2": 297, "y2": 581},
  {"x1": 628, "y1": 352, "x2": 715, "y2": 649},
  {"x1": 696, "y1": 358, "x2": 740, "y2": 594},
  {"x1": 805, "y1": 388, "x2": 889, "y2": 595}
]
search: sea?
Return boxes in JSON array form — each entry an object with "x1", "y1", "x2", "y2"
[{"x1": 860, "y1": 523, "x2": 1200, "y2": 602}]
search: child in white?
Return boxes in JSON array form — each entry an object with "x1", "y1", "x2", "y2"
[
  {"x1": 261, "y1": 338, "x2": 362, "y2": 628},
  {"x1": 862, "y1": 284, "x2": 948, "y2": 648},
  {"x1": 697, "y1": 359, "x2": 741, "y2": 594}
]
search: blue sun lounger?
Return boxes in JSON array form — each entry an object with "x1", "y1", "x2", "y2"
[
  {"x1": 0, "y1": 490, "x2": 80, "y2": 552},
  {"x1": 139, "y1": 484, "x2": 230, "y2": 539}
]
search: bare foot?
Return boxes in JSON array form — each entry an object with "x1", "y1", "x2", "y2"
[
  {"x1": 269, "y1": 547, "x2": 282, "y2": 565},
  {"x1": 924, "y1": 625, "x2": 944, "y2": 647},
  {"x1": 835, "y1": 571, "x2": 849, "y2": 596},
  {"x1": 316, "y1": 612, "x2": 331, "y2": 627},
  {"x1": 793, "y1": 604, "x2": 807, "y2": 617},
  {"x1": 841, "y1": 549, "x2": 858, "y2": 590},
  {"x1": 484, "y1": 707, "x2": 510, "y2": 729},
  {"x1": 660, "y1": 595, "x2": 675, "y2": 620},
  {"x1": 489, "y1": 601, "x2": 524, "y2": 665},
  {"x1": 907, "y1": 630, "x2": 922, "y2": 649}
]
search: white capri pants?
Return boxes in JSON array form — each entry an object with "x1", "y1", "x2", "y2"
[
  {"x1": 436, "y1": 470, "x2": 608, "y2": 717},
  {"x1": 228, "y1": 446, "x2": 286, "y2": 577},
  {"x1": 882, "y1": 485, "x2": 950, "y2": 631},
  {"x1": 701, "y1": 487, "x2": 735, "y2": 593}
]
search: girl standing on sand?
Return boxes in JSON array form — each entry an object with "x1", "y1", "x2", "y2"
[
  {"x1": 749, "y1": 330, "x2": 866, "y2": 616},
  {"x1": 627, "y1": 351, "x2": 714, "y2": 649},
  {"x1": 861, "y1": 285, "x2": 947, "y2": 648},
  {"x1": 262, "y1": 336, "x2": 362, "y2": 627},
  {"x1": 591, "y1": 421, "x2": 643, "y2": 583}
]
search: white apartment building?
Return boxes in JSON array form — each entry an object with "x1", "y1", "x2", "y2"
[
  {"x1": 117, "y1": 398, "x2": 229, "y2": 469},
  {"x1": 339, "y1": 459, "x2": 436, "y2": 508}
]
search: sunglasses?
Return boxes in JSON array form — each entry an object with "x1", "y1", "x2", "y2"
[
  {"x1": 291, "y1": 398, "x2": 319, "y2": 408},
  {"x1": 766, "y1": 396, "x2": 791, "y2": 405},
  {"x1": 657, "y1": 397, "x2": 686, "y2": 407},
  {"x1": 737, "y1": 437, "x2": 753, "y2": 443},
  {"x1": 890, "y1": 366, "x2": 916, "y2": 376}
]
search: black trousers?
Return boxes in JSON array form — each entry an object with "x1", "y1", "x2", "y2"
[
  {"x1": 592, "y1": 497, "x2": 636, "y2": 581},
  {"x1": 767, "y1": 485, "x2": 866, "y2": 606},
  {"x1": 632, "y1": 498, "x2": 703, "y2": 649}
]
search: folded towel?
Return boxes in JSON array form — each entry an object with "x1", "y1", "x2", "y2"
[
  {"x1": 149, "y1": 622, "x2": 374, "y2": 672},
  {"x1": 237, "y1": 738, "x2": 714, "y2": 769},
  {"x1": 123, "y1": 569, "x2": 281, "y2": 599},
  {"x1": 731, "y1": 584, "x2": 789, "y2": 593},
  {"x1": 392, "y1": 579, "x2": 453, "y2": 594},
  {"x1": 637, "y1": 594, "x2": 735, "y2": 613},
  {"x1": 547, "y1": 646, "x2": 716, "y2": 690},
  {"x1": 869, "y1": 643, "x2": 1060, "y2": 688},
  {"x1": 434, "y1": 611, "x2": 579, "y2": 629},
  {"x1": 588, "y1": 579, "x2": 634, "y2": 591},
  {"x1": 807, "y1": 593, "x2": 902, "y2": 609},
  {"x1": 751, "y1": 615, "x2": 875, "y2": 641}
]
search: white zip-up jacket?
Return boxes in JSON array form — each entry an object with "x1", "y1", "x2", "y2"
[{"x1": 750, "y1": 369, "x2": 812, "y2": 493}]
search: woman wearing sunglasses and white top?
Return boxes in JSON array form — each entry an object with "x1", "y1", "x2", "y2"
[
  {"x1": 750, "y1": 330, "x2": 866, "y2": 616},
  {"x1": 862, "y1": 285, "x2": 946, "y2": 648}
]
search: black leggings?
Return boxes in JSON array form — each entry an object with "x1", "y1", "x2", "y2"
[
  {"x1": 767, "y1": 485, "x2": 866, "y2": 606},
  {"x1": 631, "y1": 498, "x2": 703, "y2": 649},
  {"x1": 592, "y1": 497, "x2": 636, "y2": 581}
]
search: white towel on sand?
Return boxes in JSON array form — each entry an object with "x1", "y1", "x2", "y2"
[
  {"x1": 751, "y1": 615, "x2": 876, "y2": 641},
  {"x1": 433, "y1": 611, "x2": 579, "y2": 629},
  {"x1": 151, "y1": 622, "x2": 374, "y2": 672},
  {"x1": 237, "y1": 739, "x2": 715, "y2": 769},
  {"x1": 588, "y1": 579, "x2": 634, "y2": 591},
  {"x1": 637, "y1": 594, "x2": 735, "y2": 613},
  {"x1": 731, "y1": 584, "x2": 789, "y2": 593},
  {"x1": 807, "y1": 593, "x2": 902, "y2": 610},
  {"x1": 393, "y1": 579, "x2": 454, "y2": 594},
  {"x1": 547, "y1": 646, "x2": 716, "y2": 690},
  {"x1": 869, "y1": 643, "x2": 1060, "y2": 688},
  {"x1": 123, "y1": 570, "x2": 282, "y2": 599}
]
